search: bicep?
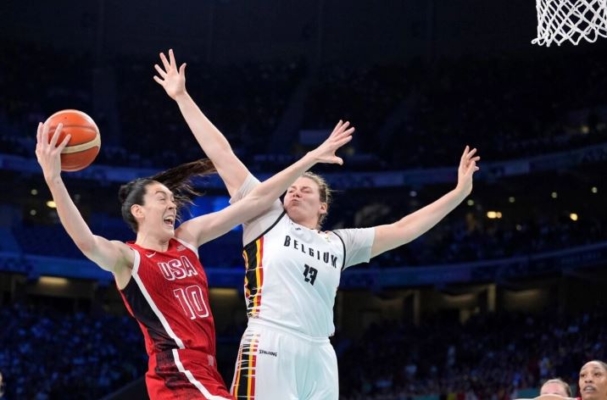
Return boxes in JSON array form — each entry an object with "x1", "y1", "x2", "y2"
[
  {"x1": 370, "y1": 224, "x2": 403, "y2": 258},
  {"x1": 216, "y1": 155, "x2": 250, "y2": 197}
]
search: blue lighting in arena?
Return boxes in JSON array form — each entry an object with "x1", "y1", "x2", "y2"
[{"x1": 187, "y1": 196, "x2": 242, "y2": 232}]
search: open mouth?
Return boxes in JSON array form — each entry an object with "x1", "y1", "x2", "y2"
[{"x1": 163, "y1": 216, "x2": 175, "y2": 227}]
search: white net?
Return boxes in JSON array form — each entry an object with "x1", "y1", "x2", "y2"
[{"x1": 532, "y1": 0, "x2": 607, "y2": 46}]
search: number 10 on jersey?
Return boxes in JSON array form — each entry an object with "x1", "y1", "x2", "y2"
[{"x1": 174, "y1": 285, "x2": 210, "y2": 320}]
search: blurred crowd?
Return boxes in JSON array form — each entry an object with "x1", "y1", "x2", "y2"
[
  {"x1": 336, "y1": 308, "x2": 607, "y2": 400},
  {"x1": 1, "y1": 301, "x2": 604, "y2": 399},
  {"x1": 0, "y1": 303, "x2": 146, "y2": 399},
  {"x1": 1, "y1": 41, "x2": 606, "y2": 171}
]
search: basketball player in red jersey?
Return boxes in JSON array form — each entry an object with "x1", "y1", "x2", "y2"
[{"x1": 34, "y1": 118, "x2": 353, "y2": 399}]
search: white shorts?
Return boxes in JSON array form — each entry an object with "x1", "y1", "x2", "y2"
[{"x1": 230, "y1": 319, "x2": 338, "y2": 400}]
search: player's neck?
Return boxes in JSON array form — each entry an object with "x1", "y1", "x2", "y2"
[
  {"x1": 294, "y1": 218, "x2": 319, "y2": 231},
  {"x1": 135, "y1": 231, "x2": 171, "y2": 252}
]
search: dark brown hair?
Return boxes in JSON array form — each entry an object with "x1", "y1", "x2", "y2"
[{"x1": 118, "y1": 159, "x2": 216, "y2": 232}]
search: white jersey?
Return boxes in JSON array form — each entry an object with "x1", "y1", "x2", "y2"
[{"x1": 232, "y1": 175, "x2": 374, "y2": 338}]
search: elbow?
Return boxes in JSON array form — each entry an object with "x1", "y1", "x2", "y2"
[
  {"x1": 214, "y1": 144, "x2": 236, "y2": 158},
  {"x1": 253, "y1": 195, "x2": 278, "y2": 214},
  {"x1": 245, "y1": 192, "x2": 267, "y2": 208},
  {"x1": 237, "y1": 196, "x2": 261, "y2": 221}
]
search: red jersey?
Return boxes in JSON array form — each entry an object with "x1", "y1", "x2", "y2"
[{"x1": 120, "y1": 238, "x2": 232, "y2": 399}]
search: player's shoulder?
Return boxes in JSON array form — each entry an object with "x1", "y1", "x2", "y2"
[{"x1": 330, "y1": 227, "x2": 372, "y2": 238}]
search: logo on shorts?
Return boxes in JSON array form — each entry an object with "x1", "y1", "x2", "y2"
[{"x1": 258, "y1": 349, "x2": 278, "y2": 357}]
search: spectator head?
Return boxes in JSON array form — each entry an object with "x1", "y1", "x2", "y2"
[
  {"x1": 579, "y1": 360, "x2": 607, "y2": 400},
  {"x1": 541, "y1": 378, "x2": 572, "y2": 397}
]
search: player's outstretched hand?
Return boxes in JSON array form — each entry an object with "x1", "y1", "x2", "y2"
[
  {"x1": 308, "y1": 120, "x2": 355, "y2": 165},
  {"x1": 456, "y1": 145, "x2": 480, "y2": 196},
  {"x1": 154, "y1": 48, "x2": 187, "y2": 100}
]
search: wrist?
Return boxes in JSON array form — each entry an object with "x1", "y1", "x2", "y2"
[
  {"x1": 173, "y1": 91, "x2": 190, "y2": 103},
  {"x1": 303, "y1": 150, "x2": 319, "y2": 165},
  {"x1": 45, "y1": 175, "x2": 64, "y2": 189},
  {"x1": 453, "y1": 185, "x2": 469, "y2": 201}
]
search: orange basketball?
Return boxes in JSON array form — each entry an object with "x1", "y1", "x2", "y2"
[{"x1": 45, "y1": 109, "x2": 101, "y2": 172}]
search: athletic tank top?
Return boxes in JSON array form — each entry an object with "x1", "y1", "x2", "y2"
[{"x1": 120, "y1": 238, "x2": 217, "y2": 357}]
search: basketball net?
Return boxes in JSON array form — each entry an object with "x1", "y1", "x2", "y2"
[{"x1": 533, "y1": 0, "x2": 607, "y2": 46}]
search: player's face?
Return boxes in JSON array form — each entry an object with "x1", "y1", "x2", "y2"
[
  {"x1": 139, "y1": 183, "x2": 177, "y2": 237},
  {"x1": 283, "y1": 177, "x2": 327, "y2": 228},
  {"x1": 579, "y1": 361, "x2": 607, "y2": 400},
  {"x1": 541, "y1": 382, "x2": 568, "y2": 397}
]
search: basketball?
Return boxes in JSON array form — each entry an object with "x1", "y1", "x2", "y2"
[{"x1": 44, "y1": 109, "x2": 101, "y2": 172}]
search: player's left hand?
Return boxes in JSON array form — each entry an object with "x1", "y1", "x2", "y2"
[
  {"x1": 308, "y1": 120, "x2": 355, "y2": 165},
  {"x1": 154, "y1": 49, "x2": 187, "y2": 100},
  {"x1": 455, "y1": 145, "x2": 480, "y2": 196}
]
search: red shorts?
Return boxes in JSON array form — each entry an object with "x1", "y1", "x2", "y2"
[{"x1": 146, "y1": 348, "x2": 233, "y2": 399}]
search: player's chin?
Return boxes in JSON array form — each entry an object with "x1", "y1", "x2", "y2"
[
  {"x1": 285, "y1": 205, "x2": 303, "y2": 219},
  {"x1": 161, "y1": 224, "x2": 175, "y2": 235},
  {"x1": 285, "y1": 204, "x2": 299, "y2": 219}
]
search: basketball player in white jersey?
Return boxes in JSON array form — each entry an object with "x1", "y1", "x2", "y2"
[{"x1": 155, "y1": 49, "x2": 480, "y2": 400}]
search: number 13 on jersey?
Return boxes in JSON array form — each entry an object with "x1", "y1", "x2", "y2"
[{"x1": 303, "y1": 264, "x2": 318, "y2": 285}]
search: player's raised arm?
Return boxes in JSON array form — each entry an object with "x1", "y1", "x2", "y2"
[
  {"x1": 35, "y1": 122, "x2": 132, "y2": 273},
  {"x1": 154, "y1": 49, "x2": 249, "y2": 196},
  {"x1": 371, "y1": 146, "x2": 480, "y2": 258}
]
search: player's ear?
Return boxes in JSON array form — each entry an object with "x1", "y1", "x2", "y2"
[
  {"x1": 131, "y1": 204, "x2": 145, "y2": 220},
  {"x1": 319, "y1": 202, "x2": 328, "y2": 215}
]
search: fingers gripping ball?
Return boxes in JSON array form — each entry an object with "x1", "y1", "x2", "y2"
[{"x1": 45, "y1": 109, "x2": 101, "y2": 172}]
